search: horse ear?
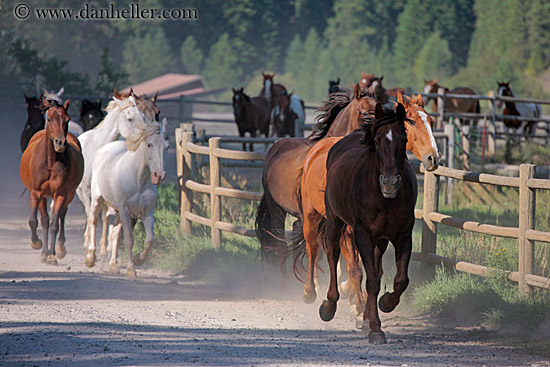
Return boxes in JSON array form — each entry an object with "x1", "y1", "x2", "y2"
[
  {"x1": 113, "y1": 87, "x2": 121, "y2": 100},
  {"x1": 232, "y1": 87, "x2": 236, "y2": 94},
  {"x1": 64, "y1": 99, "x2": 70, "y2": 110},
  {"x1": 374, "y1": 103, "x2": 384, "y2": 120},
  {"x1": 433, "y1": 79, "x2": 438, "y2": 84},
  {"x1": 507, "y1": 80, "x2": 511, "y2": 85},
  {"x1": 262, "y1": 72, "x2": 266, "y2": 78},
  {"x1": 424, "y1": 79, "x2": 428, "y2": 84},
  {"x1": 24, "y1": 94, "x2": 29, "y2": 101},
  {"x1": 151, "y1": 91, "x2": 158, "y2": 103},
  {"x1": 354, "y1": 83, "x2": 362, "y2": 100},
  {"x1": 43, "y1": 98, "x2": 51, "y2": 108},
  {"x1": 380, "y1": 76, "x2": 384, "y2": 81},
  {"x1": 397, "y1": 90, "x2": 404, "y2": 104},
  {"x1": 336, "y1": 77, "x2": 340, "y2": 84},
  {"x1": 57, "y1": 87, "x2": 64, "y2": 97},
  {"x1": 416, "y1": 94, "x2": 424, "y2": 107},
  {"x1": 396, "y1": 103, "x2": 406, "y2": 121}
]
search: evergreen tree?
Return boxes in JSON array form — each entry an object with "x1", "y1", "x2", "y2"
[
  {"x1": 95, "y1": 48, "x2": 129, "y2": 95},
  {"x1": 526, "y1": 0, "x2": 550, "y2": 74},
  {"x1": 180, "y1": 36, "x2": 204, "y2": 75},
  {"x1": 285, "y1": 34, "x2": 304, "y2": 79},
  {"x1": 413, "y1": 31, "x2": 452, "y2": 85},
  {"x1": 202, "y1": 33, "x2": 243, "y2": 88}
]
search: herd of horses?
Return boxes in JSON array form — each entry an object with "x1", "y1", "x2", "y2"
[
  {"x1": 16, "y1": 71, "x2": 543, "y2": 344},
  {"x1": 19, "y1": 87, "x2": 168, "y2": 278}
]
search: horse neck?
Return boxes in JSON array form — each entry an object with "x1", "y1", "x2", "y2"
[
  {"x1": 123, "y1": 142, "x2": 151, "y2": 187},
  {"x1": 326, "y1": 103, "x2": 355, "y2": 137},
  {"x1": 94, "y1": 107, "x2": 123, "y2": 141}
]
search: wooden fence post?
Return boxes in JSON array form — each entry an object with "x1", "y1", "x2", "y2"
[
  {"x1": 180, "y1": 124, "x2": 195, "y2": 236},
  {"x1": 444, "y1": 123, "x2": 455, "y2": 204},
  {"x1": 422, "y1": 170, "x2": 440, "y2": 276},
  {"x1": 461, "y1": 125, "x2": 470, "y2": 170},
  {"x1": 209, "y1": 137, "x2": 222, "y2": 250},
  {"x1": 518, "y1": 164, "x2": 536, "y2": 295},
  {"x1": 437, "y1": 87, "x2": 446, "y2": 129},
  {"x1": 487, "y1": 91, "x2": 497, "y2": 155}
]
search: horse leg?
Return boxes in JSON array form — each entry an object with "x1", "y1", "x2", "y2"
[
  {"x1": 379, "y1": 234, "x2": 412, "y2": 314},
  {"x1": 319, "y1": 214, "x2": 344, "y2": 322},
  {"x1": 108, "y1": 218, "x2": 122, "y2": 274},
  {"x1": 302, "y1": 212, "x2": 320, "y2": 304},
  {"x1": 134, "y1": 211, "x2": 154, "y2": 266},
  {"x1": 98, "y1": 207, "x2": 109, "y2": 257},
  {"x1": 46, "y1": 195, "x2": 67, "y2": 265},
  {"x1": 28, "y1": 191, "x2": 42, "y2": 250},
  {"x1": 55, "y1": 205, "x2": 68, "y2": 259},
  {"x1": 84, "y1": 195, "x2": 103, "y2": 268},
  {"x1": 354, "y1": 225, "x2": 385, "y2": 344},
  {"x1": 341, "y1": 228, "x2": 367, "y2": 326},
  {"x1": 78, "y1": 186, "x2": 92, "y2": 249},
  {"x1": 119, "y1": 208, "x2": 136, "y2": 279},
  {"x1": 37, "y1": 198, "x2": 49, "y2": 263}
]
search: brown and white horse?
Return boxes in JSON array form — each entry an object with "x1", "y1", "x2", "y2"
[
  {"x1": 423, "y1": 79, "x2": 480, "y2": 126},
  {"x1": 496, "y1": 81, "x2": 541, "y2": 136}
]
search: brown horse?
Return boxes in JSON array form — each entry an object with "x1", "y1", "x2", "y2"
[
  {"x1": 386, "y1": 87, "x2": 407, "y2": 100},
  {"x1": 319, "y1": 103, "x2": 417, "y2": 344},
  {"x1": 359, "y1": 72, "x2": 377, "y2": 90},
  {"x1": 298, "y1": 91, "x2": 438, "y2": 314},
  {"x1": 20, "y1": 95, "x2": 45, "y2": 152},
  {"x1": 369, "y1": 76, "x2": 389, "y2": 104},
  {"x1": 232, "y1": 88, "x2": 271, "y2": 151},
  {"x1": 260, "y1": 72, "x2": 287, "y2": 109},
  {"x1": 423, "y1": 79, "x2": 480, "y2": 126},
  {"x1": 20, "y1": 99, "x2": 84, "y2": 264}
]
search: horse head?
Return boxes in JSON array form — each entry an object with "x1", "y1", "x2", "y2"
[
  {"x1": 43, "y1": 99, "x2": 70, "y2": 153},
  {"x1": 80, "y1": 99, "x2": 104, "y2": 131},
  {"x1": 397, "y1": 91, "x2": 439, "y2": 171},
  {"x1": 133, "y1": 91, "x2": 161, "y2": 124},
  {"x1": 147, "y1": 118, "x2": 169, "y2": 185},
  {"x1": 328, "y1": 78, "x2": 340, "y2": 94},
  {"x1": 362, "y1": 103, "x2": 407, "y2": 198},
  {"x1": 24, "y1": 95, "x2": 44, "y2": 129},
  {"x1": 496, "y1": 81, "x2": 512, "y2": 108},
  {"x1": 422, "y1": 79, "x2": 440, "y2": 105},
  {"x1": 359, "y1": 72, "x2": 376, "y2": 90},
  {"x1": 349, "y1": 83, "x2": 378, "y2": 131},
  {"x1": 369, "y1": 76, "x2": 388, "y2": 104},
  {"x1": 232, "y1": 87, "x2": 248, "y2": 120}
]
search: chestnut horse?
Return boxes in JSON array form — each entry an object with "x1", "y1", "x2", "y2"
[
  {"x1": 20, "y1": 95, "x2": 45, "y2": 152},
  {"x1": 298, "y1": 92, "x2": 438, "y2": 317},
  {"x1": 423, "y1": 79, "x2": 480, "y2": 126},
  {"x1": 232, "y1": 88, "x2": 271, "y2": 151},
  {"x1": 359, "y1": 72, "x2": 377, "y2": 90},
  {"x1": 496, "y1": 81, "x2": 541, "y2": 135},
  {"x1": 319, "y1": 103, "x2": 417, "y2": 344},
  {"x1": 20, "y1": 99, "x2": 84, "y2": 264}
]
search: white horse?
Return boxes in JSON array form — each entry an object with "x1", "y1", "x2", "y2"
[
  {"x1": 42, "y1": 87, "x2": 84, "y2": 137},
  {"x1": 77, "y1": 95, "x2": 153, "y2": 251},
  {"x1": 85, "y1": 119, "x2": 169, "y2": 278}
]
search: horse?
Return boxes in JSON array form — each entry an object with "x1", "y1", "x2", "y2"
[
  {"x1": 329, "y1": 78, "x2": 341, "y2": 94},
  {"x1": 319, "y1": 103, "x2": 417, "y2": 344},
  {"x1": 79, "y1": 99, "x2": 104, "y2": 131},
  {"x1": 297, "y1": 92, "x2": 437, "y2": 309},
  {"x1": 41, "y1": 87, "x2": 84, "y2": 137},
  {"x1": 496, "y1": 81, "x2": 541, "y2": 136},
  {"x1": 359, "y1": 72, "x2": 376, "y2": 91},
  {"x1": 256, "y1": 86, "x2": 438, "y2": 272},
  {"x1": 423, "y1": 79, "x2": 480, "y2": 126},
  {"x1": 77, "y1": 93, "x2": 155, "y2": 254},
  {"x1": 231, "y1": 87, "x2": 271, "y2": 151},
  {"x1": 85, "y1": 120, "x2": 169, "y2": 278},
  {"x1": 272, "y1": 93, "x2": 306, "y2": 138},
  {"x1": 20, "y1": 95, "x2": 45, "y2": 152},
  {"x1": 369, "y1": 76, "x2": 389, "y2": 104},
  {"x1": 385, "y1": 87, "x2": 407, "y2": 101},
  {"x1": 259, "y1": 72, "x2": 287, "y2": 109},
  {"x1": 20, "y1": 99, "x2": 84, "y2": 265}
]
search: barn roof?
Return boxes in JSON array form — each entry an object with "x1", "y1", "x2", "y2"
[{"x1": 122, "y1": 73, "x2": 212, "y2": 99}]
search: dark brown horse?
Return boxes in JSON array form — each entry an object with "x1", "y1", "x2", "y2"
[
  {"x1": 496, "y1": 81, "x2": 541, "y2": 135},
  {"x1": 79, "y1": 99, "x2": 104, "y2": 131},
  {"x1": 319, "y1": 103, "x2": 417, "y2": 344},
  {"x1": 231, "y1": 88, "x2": 271, "y2": 151},
  {"x1": 20, "y1": 99, "x2": 84, "y2": 264},
  {"x1": 423, "y1": 79, "x2": 480, "y2": 126},
  {"x1": 328, "y1": 78, "x2": 341, "y2": 94},
  {"x1": 20, "y1": 95, "x2": 45, "y2": 152},
  {"x1": 271, "y1": 92, "x2": 295, "y2": 137},
  {"x1": 260, "y1": 72, "x2": 287, "y2": 109},
  {"x1": 369, "y1": 76, "x2": 389, "y2": 104}
]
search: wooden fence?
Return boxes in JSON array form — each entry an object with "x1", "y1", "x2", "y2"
[{"x1": 176, "y1": 123, "x2": 550, "y2": 295}]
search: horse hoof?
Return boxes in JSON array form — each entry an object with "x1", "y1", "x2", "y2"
[
  {"x1": 302, "y1": 290, "x2": 317, "y2": 304},
  {"x1": 126, "y1": 268, "x2": 137, "y2": 280},
  {"x1": 47, "y1": 255, "x2": 58, "y2": 266},
  {"x1": 378, "y1": 293, "x2": 395, "y2": 313},
  {"x1": 368, "y1": 331, "x2": 386, "y2": 344},
  {"x1": 31, "y1": 239, "x2": 43, "y2": 250},
  {"x1": 56, "y1": 243, "x2": 66, "y2": 259},
  {"x1": 319, "y1": 300, "x2": 336, "y2": 322},
  {"x1": 107, "y1": 264, "x2": 120, "y2": 275},
  {"x1": 133, "y1": 254, "x2": 146, "y2": 266},
  {"x1": 84, "y1": 252, "x2": 96, "y2": 268},
  {"x1": 39, "y1": 253, "x2": 47, "y2": 263}
]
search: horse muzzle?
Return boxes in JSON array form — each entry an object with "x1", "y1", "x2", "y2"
[
  {"x1": 379, "y1": 174, "x2": 401, "y2": 198},
  {"x1": 151, "y1": 171, "x2": 166, "y2": 185},
  {"x1": 422, "y1": 153, "x2": 440, "y2": 172},
  {"x1": 53, "y1": 138, "x2": 67, "y2": 153}
]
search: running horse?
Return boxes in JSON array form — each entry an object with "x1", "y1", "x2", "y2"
[
  {"x1": 319, "y1": 103, "x2": 417, "y2": 344},
  {"x1": 79, "y1": 99, "x2": 104, "y2": 131},
  {"x1": 496, "y1": 81, "x2": 541, "y2": 136},
  {"x1": 359, "y1": 72, "x2": 377, "y2": 91},
  {"x1": 297, "y1": 91, "x2": 438, "y2": 320},
  {"x1": 20, "y1": 95, "x2": 45, "y2": 152},
  {"x1": 423, "y1": 79, "x2": 480, "y2": 126},
  {"x1": 20, "y1": 99, "x2": 84, "y2": 264},
  {"x1": 231, "y1": 87, "x2": 271, "y2": 151}
]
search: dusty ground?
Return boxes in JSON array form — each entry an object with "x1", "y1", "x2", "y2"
[{"x1": 1, "y1": 89, "x2": 550, "y2": 367}]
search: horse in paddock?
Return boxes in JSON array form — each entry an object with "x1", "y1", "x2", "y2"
[
  {"x1": 259, "y1": 72, "x2": 287, "y2": 109},
  {"x1": 329, "y1": 78, "x2": 341, "y2": 94},
  {"x1": 319, "y1": 103, "x2": 417, "y2": 344},
  {"x1": 79, "y1": 99, "x2": 104, "y2": 131},
  {"x1": 496, "y1": 81, "x2": 541, "y2": 136},
  {"x1": 85, "y1": 120, "x2": 169, "y2": 278},
  {"x1": 296, "y1": 91, "x2": 438, "y2": 321},
  {"x1": 20, "y1": 99, "x2": 84, "y2": 264},
  {"x1": 20, "y1": 95, "x2": 45, "y2": 152},
  {"x1": 231, "y1": 87, "x2": 271, "y2": 151},
  {"x1": 423, "y1": 79, "x2": 480, "y2": 126},
  {"x1": 271, "y1": 93, "x2": 306, "y2": 138},
  {"x1": 369, "y1": 76, "x2": 389, "y2": 104}
]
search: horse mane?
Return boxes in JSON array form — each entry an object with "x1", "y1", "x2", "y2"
[
  {"x1": 92, "y1": 98, "x2": 136, "y2": 130},
  {"x1": 309, "y1": 89, "x2": 352, "y2": 141},
  {"x1": 125, "y1": 124, "x2": 161, "y2": 152},
  {"x1": 360, "y1": 108, "x2": 406, "y2": 150}
]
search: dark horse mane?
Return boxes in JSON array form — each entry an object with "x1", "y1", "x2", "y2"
[
  {"x1": 309, "y1": 88, "x2": 376, "y2": 142},
  {"x1": 359, "y1": 107, "x2": 407, "y2": 150}
]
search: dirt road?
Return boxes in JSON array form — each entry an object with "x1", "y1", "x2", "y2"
[{"x1": 1, "y1": 90, "x2": 549, "y2": 367}]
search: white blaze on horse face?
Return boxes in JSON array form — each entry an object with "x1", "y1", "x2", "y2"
[
  {"x1": 264, "y1": 79, "x2": 272, "y2": 100},
  {"x1": 361, "y1": 78, "x2": 367, "y2": 85},
  {"x1": 386, "y1": 130, "x2": 393, "y2": 142},
  {"x1": 418, "y1": 111, "x2": 438, "y2": 154},
  {"x1": 372, "y1": 80, "x2": 379, "y2": 90},
  {"x1": 496, "y1": 86, "x2": 505, "y2": 108}
]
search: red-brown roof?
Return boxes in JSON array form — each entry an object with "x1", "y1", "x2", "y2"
[{"x1": 122, "y1": 73, "x2": 206, "y2": 96}]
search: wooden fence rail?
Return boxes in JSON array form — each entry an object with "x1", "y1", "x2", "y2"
[{"x1": 176, "y1": 123, "x2": 550, "y2": 295}]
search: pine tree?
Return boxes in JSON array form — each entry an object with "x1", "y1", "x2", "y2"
[
  {"x1": 413, "y1": 32, "x2": 452, "y2": 85},
  {"x1": 95, "y1": 48, "x2": 129, "y2": 94},
  {"x1": 202, "y1": 33, "x2": 243, "y2": 88},
  {"x1": 180, "y1": 36, "x2": 204, "y2": 75}
]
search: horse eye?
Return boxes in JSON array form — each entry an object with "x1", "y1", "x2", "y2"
[{"x1": 147, "y1": 143, "x2": 152, "y2": 148}]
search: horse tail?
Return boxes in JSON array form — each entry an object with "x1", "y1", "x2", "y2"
[
  {"x1": 476, "y1": 99, "x2": 480, "y2": 114},
  {"x1": 286, "y1": 214, "x2": 326, "y2": 283},
  {"x1": 309, "y1": 88, "x2": 353, "y2": 141},
  {"x1": 256, "y1": 194, "x2": 274, "y2": 264},
  {"x1": 255, "y1": 191, "x2": 288, "y2": 270}
]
